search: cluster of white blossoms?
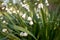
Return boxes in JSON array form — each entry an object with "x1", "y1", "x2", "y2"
[
  {"x1": 20, "y1": 2, "x2": 30, "y2": 12},
  {"x1": 1, "y1": 1, "x2": 18, "y2": 14},
  {"x1": 21, "y1": 13, "x2": 33, "y2": 25},
  {"x1": 18, "y1": 11, "x2": 33, "y2": 25},
  {"x1": 1, "y1": 3, "x2": 17, "y2": 14},
  {"x1": 45, "y1": 0, "x2": 49, "y2": 6},
  {"x1": 38, "y1": 3, "x2": 43, "y2": 9},
  {"x1": 20, "y1": 32, "x2": 28, "y2": 36},
  {"x1": 5, "y1": 7, "x2": 12, "y2": 14},
  {"x1": 2, "y1": 28, "x2": 8, "y2": 32},
  {"x1": 21, "y1": 13, "x2": 34, "y2": 25},
  {"x1": 37, "y1": 0, "x2": 49, "y2": 9},
  {"x1": 27, "y1": 17, "x2": 33, "y2": 25},
  {"x1": 1, "y1": 0, "x2": 49, "y2": 25}
]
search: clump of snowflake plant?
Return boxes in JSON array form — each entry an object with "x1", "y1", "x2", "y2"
[{"x1": 0, "y1": 0, "x2": 60, "y2": 40}]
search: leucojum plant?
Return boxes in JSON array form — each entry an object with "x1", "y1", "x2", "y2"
[{"x1": 0, "y1": 0, "x2": 60, "y2": 40}]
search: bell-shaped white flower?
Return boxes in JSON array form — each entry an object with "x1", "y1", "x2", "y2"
[
  {"x1": 2, "y1": 28, "x2": 7, "y2": 32},
  {"x1": 20, "y1": 32, "x2": 24, "y2": 36},
  {"x1": 20, "y1": 32, "x2": 28, "y2": 36},
  {"x1": 45, "y1": 0, "x2": 48, "y2": 3},
  {"x1": 22, "y1": 14, "x2": 26, "y2": 19},
  {"x1": 27, "y1": 17, "x2": 32, "y2": 21},
  {"x1": 35, "y1": 2, "x2": 37, "y2": 5},
  {"x1": 2, "y1": 7, "x2": 5, "y2": 10},
  {"x1": 29, "y1": 21, "x2": 33, "y2": 25},
  {"x1": 2, "y1": 20, "x2": 6, "y2": 23},
  {"x1": 2, "y1": 20, "x2": 8, "y2": 24},
  {"x1": 23, "y1": 32, "x2": 28, "y2": 36},
  {"x1": 5, "y1": 7, "x2": 9, "y2": 11},
  {"x1": 13, "y1": 10, "x2": 16, "y2": 14},
  {"x1": 46, "y1": 3, "x2": 49, "y2": 6}
]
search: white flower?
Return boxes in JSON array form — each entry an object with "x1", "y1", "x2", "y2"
[
  {"x1": 13, "y1": 0, "x2": 17, "y2": 4},
  {"x1": 22, "y1": 14, "x2": 26, "y2": 19},
  {"x1": 38, "y1": 3, "x2": 43, "y2": 9},
  {"x1": 2, "y1": 2, "x2": 7, "y2": 6},
  {"x1": 13, "y1": 10, "x2": 16, "y2": 13},
  {"x1": 5, "y1": 7, "x2": 9, "y2": 11},
  {"x1": 17, "y1": 10, "x2": 19, "y2": 13},
  {"x1": 45, "y1": 0, "x2": 49, "y2": 6},
  {"x1": 2, "y1": 7, "x2": 5, "y2": 10},
  {"x1": 35, "y1": 3, "x2": 37, "y2": 5},
  {"x1": 22, "y1": 4, "x2": 30, "y2": 12},
  {"x1": 2, "y1": 20, "x2": 8, "y2": 24},
  {"x1": 20, "y1": 2, "x2": 23, "y2": 5},
  {"x1": 27, "y1": 17, "x2": 32, "y2": 21},
  {"x1": 29, "y1": 21, "x2": 33, "y2": 25},
  {"x1": 45, "y1": 0, "x2": 48, "y2": 3},
  {"x1": 20, "y1": 32, "x2": 28, "y2": 36},
  {"x1": 7, "y1": 10, "x2": 12, "y2": 14},
  {"x1": 20, "y1": 32, "x2": 24, "y2": 36},
  {"x1": 2, "y1": 28, "x2": 7, "y2": 32},
  {"x1": 9, "y1": 7, "x2": 13, "y2": 11},
  {"x1": 36, "y1": 14, "x2": 40, "y2": 18},
  {"x1": 23, "y1": 32, "x2": 28, "y2": 36},
  {"x1": 46, "y1": 3, "x2": 49, "y2": 6},
  {"x1": 2, "y1": 20, "x2": 6, "y2": 23}
]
